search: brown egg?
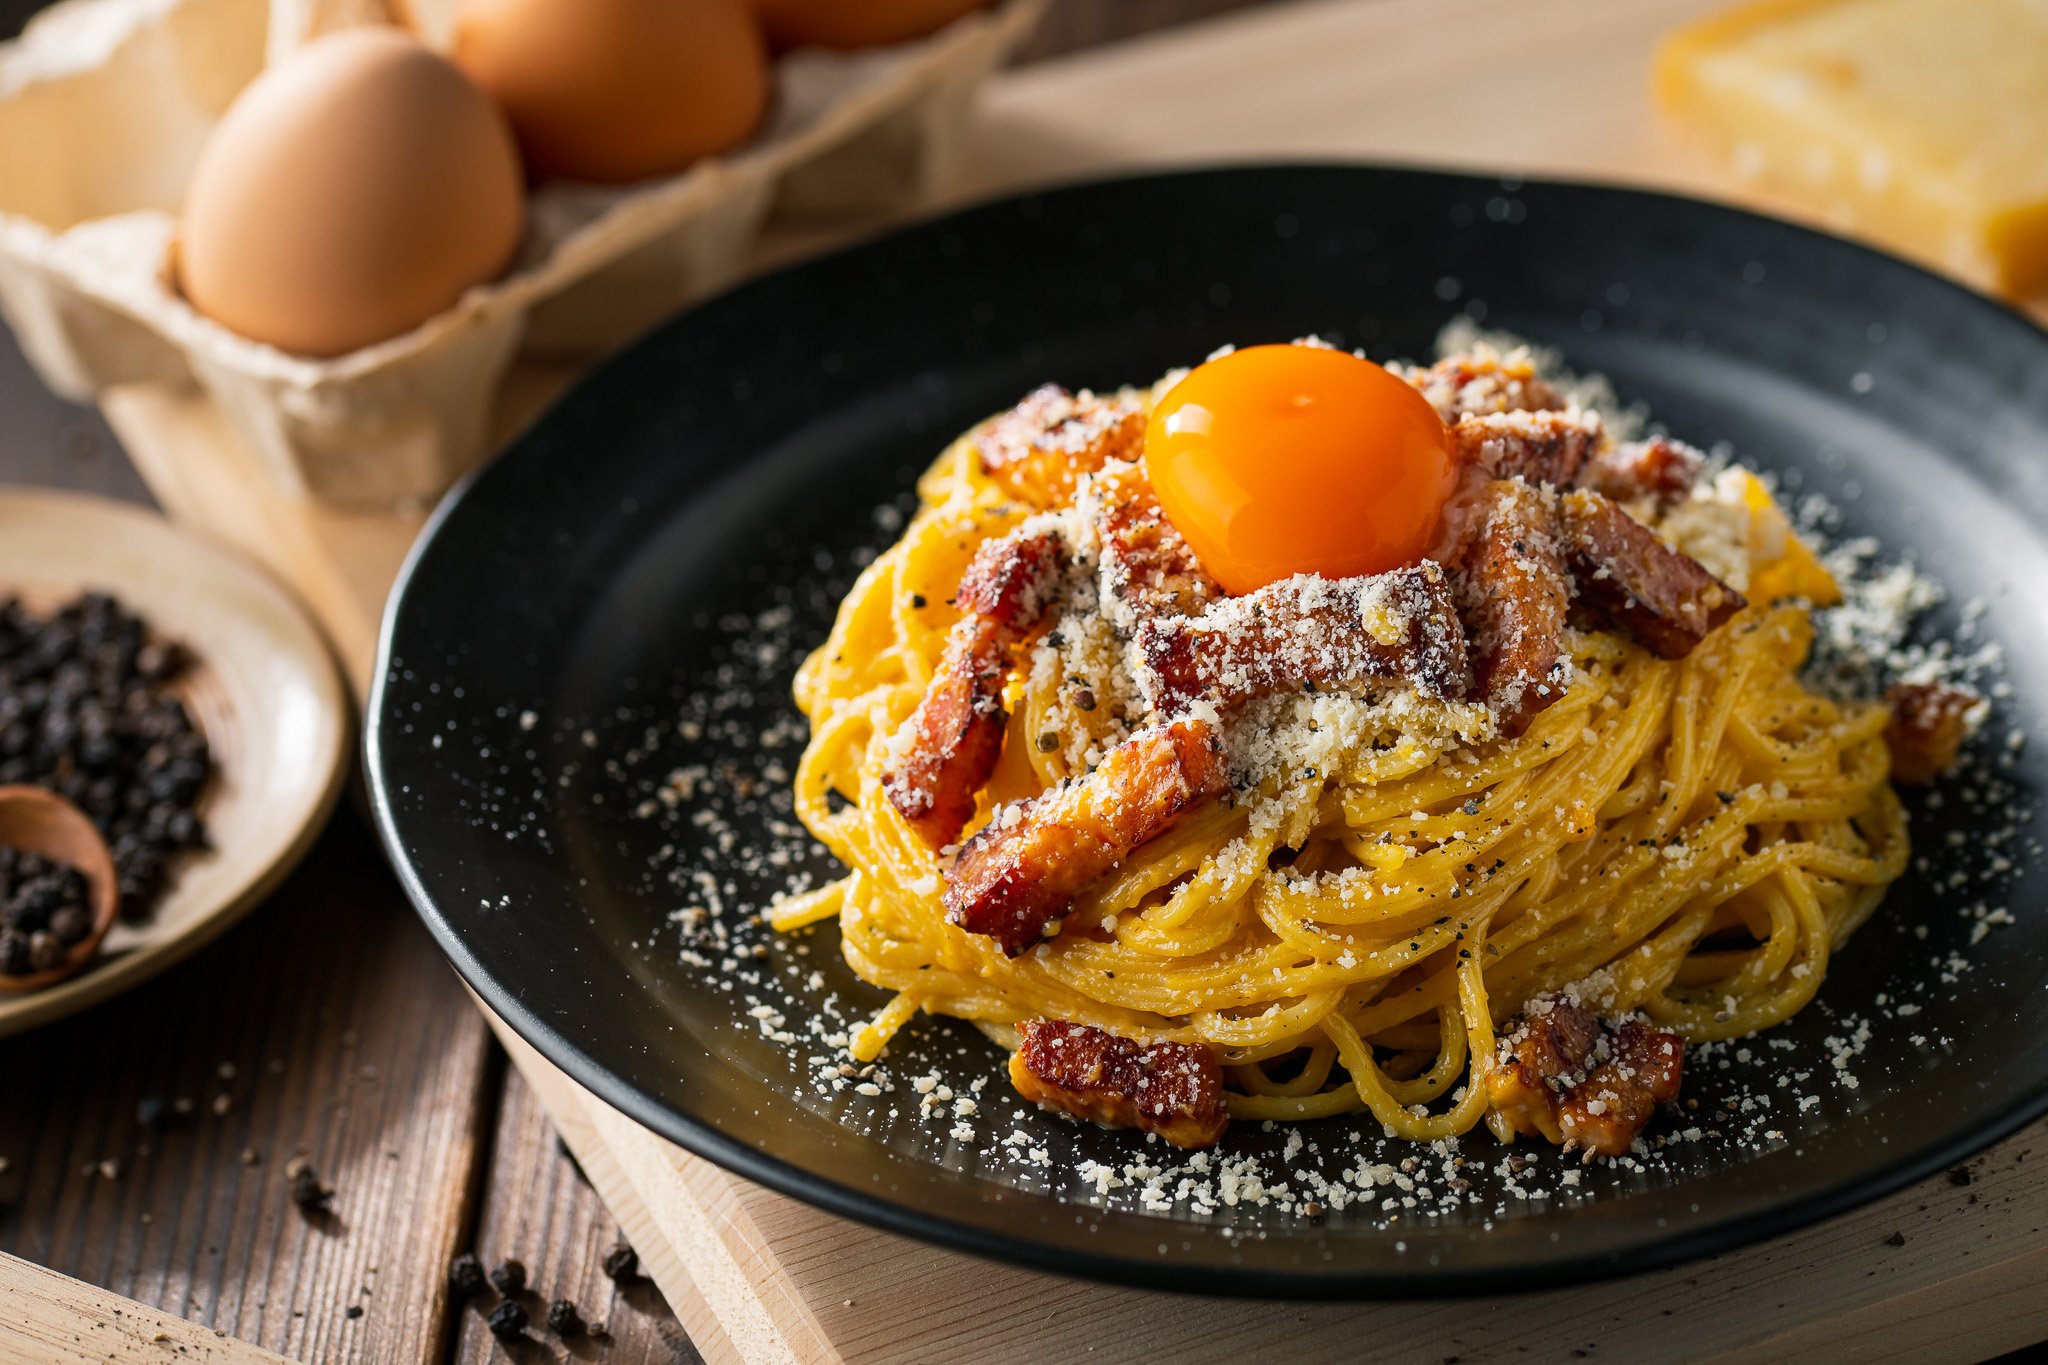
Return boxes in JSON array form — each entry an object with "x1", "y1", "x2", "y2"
[
  {"x1": 177, "y1": 27, "x2": 523, "y2": 359},
  {"x1": 753, "y1": 0, "x2": 986, "y2": 50},
  {"x1": 451, "y1": 0, "x2": 770, "y2": 185}
]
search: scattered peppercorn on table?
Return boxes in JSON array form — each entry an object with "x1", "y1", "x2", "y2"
[{"x1": 5, "y1": 0, "x2": 2048, "y2": 1362}]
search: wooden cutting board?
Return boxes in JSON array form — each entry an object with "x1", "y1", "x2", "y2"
[{"x1": 98, "y1": 0, "x2": 2048, "y2": 1360}]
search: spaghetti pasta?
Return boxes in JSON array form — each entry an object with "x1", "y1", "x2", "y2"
[{"x1": 781, "y1": 344, "x2": 1913, "y2": 1151}]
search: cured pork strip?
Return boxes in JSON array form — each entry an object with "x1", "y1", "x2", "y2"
[
  {"x1": 1010, "y1": 1017, "x2": 1228, "y2": 1149},
  {"x1": 944, "y1": 720, "x2": 1228, "y2": 956},
  {"x1": 977, "y1": 385, "x2": 1146, "y2": 509},
  {"x1": 1559, "y1": 488, "x2": 1744, "y2": 658},
  {"x1": 883, "y1": 528, "x2": 1067, "y2": 848},
  {"x1": 1457, "y1": 479, "x2": 1571, "y2": 736},
  {"x1": 1453, "y1": 408, "x2": 1602, "y2": 487},
  {"x1": 1139, "y1": 563, "x2": 1470, "y2": 717},
  {"x1": 1486, "y1": 993, "x2": 1684, "y2": 1158}
]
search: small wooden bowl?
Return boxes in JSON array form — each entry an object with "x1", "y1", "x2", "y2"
[
  {"x1": 0, "y1": 489, "x2": 349, "y2": 1038},
  {"x1": 0, "y1": 785, "x2": 120, "y2": 994}
]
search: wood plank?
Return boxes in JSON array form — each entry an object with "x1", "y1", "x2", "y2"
[
  {"x1": 1016, "y1": 0, "x2": 1285, "y2": 62},
  {"x1": 0, "y1": 1250, "x2": 286, "y2": 1364},
  {"x1": 488, "y1": 1013, "x2": 802, "y2": 1365},
  {"x1": 964, "y1": 0, "x2": 1726, "y2": 183},
  {"x1": 528, "y1": 1060, "x2": 747, "y2": 1365},
  {"x1": 0, "y1": 814, "x2": 496, "y2": 1363},
  {"x1": 450, "y1": 1061, "x2": 698, "y2": 1365}
]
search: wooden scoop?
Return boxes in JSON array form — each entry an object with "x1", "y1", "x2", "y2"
[{"x1": 0, "y1": 786, "x2": 119, "y2": 994}]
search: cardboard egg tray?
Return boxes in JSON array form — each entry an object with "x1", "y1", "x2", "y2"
[{"x1": 0, "y1": 0, "x2": 1044, "y2": 504}]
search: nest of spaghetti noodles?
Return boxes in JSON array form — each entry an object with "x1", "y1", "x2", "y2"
[{"x1": 779, "y1": 339, "x2": 1928, "y2": 1154}]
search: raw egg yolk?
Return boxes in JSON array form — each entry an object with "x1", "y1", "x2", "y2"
[{"x1": 1146, "y1": 345, "x2": 1456, "y2": 595}]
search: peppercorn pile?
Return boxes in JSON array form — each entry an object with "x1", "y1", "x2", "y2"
[
  {"x1": 448, "y1": 1239, "x2": 644, "y2": 1345},
  {"x1": 0, "y1": 593, "x2": 212, "y2": 924},
  {"x1": 0, "y1": 847, "x2": 93, "y2": 977}
]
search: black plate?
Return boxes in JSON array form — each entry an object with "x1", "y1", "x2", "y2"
[{"x1": 368, "y1": 166, "x2": 2048, "y2": 1296}]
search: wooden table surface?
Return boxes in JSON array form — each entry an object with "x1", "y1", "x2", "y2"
[
  {"x1": 7, "y1": 3, "x2": 2045, "y2": 1363},
  {"x1": 0, "y1": 2, "x2": 1282, "y2": 1361}
]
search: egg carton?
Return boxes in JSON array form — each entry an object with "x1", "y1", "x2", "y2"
[{"x1": 0, "y1": 0, "x2": 1044, "y2": 505}]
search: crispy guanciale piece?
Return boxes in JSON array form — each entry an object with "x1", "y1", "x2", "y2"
[
  {"x1": 1558, "y1": 1020, "x2": 1685, "y2": 1157},
  {"x1": 1485, "y1": 992, "x2": 1603, "y2": 1145},
  {"x1": 1090, "y1": 464, "x2": 1221, "y2": 627},
  {"x1": 1138, "y1": 563, "x2": 1470, "y2": 717},
  {"x1": 1010, "y1": 1018, "x2": 1229, "y2": 1149},
  {"x1": 1458, "y1": 480, "x2": 1570, "y2": 736},
  {"x1": 1487, "y1": 993, "x2": 1685, "y2": 1158},
  {"x1": 944, "y1": 720, "x2": 1229, "y2": 956},
  {"x1": 1579, "y1": 435, "x2": 1706, "y2": 506},
  {"x1": 1394, "y1": 351, "x2": 1565, "y2": 421},
  {"x1": 1452, "y1": 407, "x2": 1603, "y2": 488},
  {"x1": 977, "y1": 385, "x2": 1147, "y2": 509},
  {"x1": 1884, "y1": 681, "x2": 1981, "y2": 785},
  {"x1": 1558, "y1": 488, "x2": 1745, "y2": 659},
  {"x1": 883, "y1": 528, "x2": 1068, "y2": 848}
]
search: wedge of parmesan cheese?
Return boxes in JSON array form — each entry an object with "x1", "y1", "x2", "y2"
[{"x1": 1655, "y1": 0, "x2": 2048, "y2": 297}]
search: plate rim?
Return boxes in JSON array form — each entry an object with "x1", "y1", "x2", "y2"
[
  {"x1": 0, "y1": 485, "x2": 351, "y2": 1038},
  {"x1": 367, "y1": 161, "x2": 2048, "y2": 1298}
]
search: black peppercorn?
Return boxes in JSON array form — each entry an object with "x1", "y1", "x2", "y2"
[
  {"x1": 488, "y1": 1258, "x2": 526, "y2": 1298},
  {"x1": 600, "y1": 1242, "x2": 640, "y2": 1284},
  {"x1": 0, "y1": 841, "x2": 98, "y2": 970},
  {"x1": 288, "y1": 1167, "x2": 332, "y2": 1216},
  {"x1": 48, "y1": 903, "x2": 91, "y2": 946},
  {"x1": 26, "y1": 930, "x2": 63, "y2": 973},
  {"x1": 545, "y1": 1299, "x2": 584, "y2": 1337},
  {"x1": 485, "y1": 1300, "x2": 527, "y2": 1340},
  {"x1": 447, "y1": 1252, "x2": 487, "y2": 1300},
  {"x1": 135, "y1": 641, "x2": 184, "y2": 683},
  {"x1": 0, "y1": 593, "x2": 212, "y2": 934}
]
